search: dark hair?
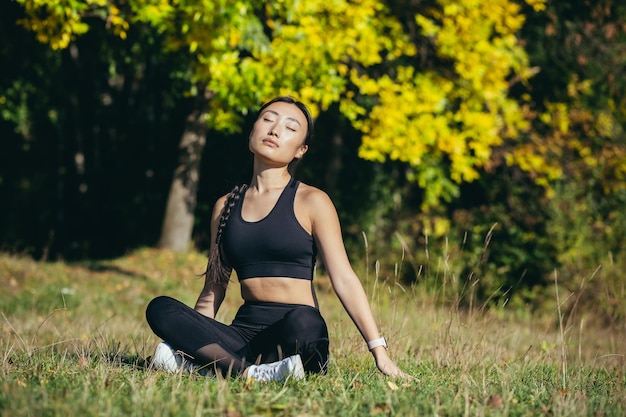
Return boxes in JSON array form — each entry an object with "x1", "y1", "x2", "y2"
[
  {"x1": 204, "y1": 184, "x2": 248, "y2": 287},
  {"x1": 204, "y1": 96, "x2": 313, "y2": 287}
]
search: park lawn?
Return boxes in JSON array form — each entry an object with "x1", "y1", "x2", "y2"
[{"x1": 1, "y1": 248, "x2": 624, "y2": 416}]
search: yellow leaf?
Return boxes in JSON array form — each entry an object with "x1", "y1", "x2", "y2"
[{"x1": 387, "y1": 381, "x2": 399, "y2": 390}]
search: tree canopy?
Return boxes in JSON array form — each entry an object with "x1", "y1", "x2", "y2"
[{"x1": 2, "y1": 0, "x2": 625, "y2": 306}]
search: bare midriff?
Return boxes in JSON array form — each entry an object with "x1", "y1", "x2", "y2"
[{"x1": 240, "y1": 277, "x2": 316, "y2": 307}]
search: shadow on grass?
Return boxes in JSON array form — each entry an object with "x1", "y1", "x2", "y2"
[{"x1": 80, "y1": 263, "x2": 146, "y2": 279}]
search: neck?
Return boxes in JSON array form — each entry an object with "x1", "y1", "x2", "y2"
[{"x1": 249, "y1": 166, "x2": 291, "y2": 193}]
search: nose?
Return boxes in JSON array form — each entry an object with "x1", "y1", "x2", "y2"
[{"x1": 267, "y1": 125, "x2": 278, "y2": 137}]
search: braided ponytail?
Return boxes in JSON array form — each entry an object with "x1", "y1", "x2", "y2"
[{"x1": 204, "y1": 184, "x2": 248, "y2": 288}]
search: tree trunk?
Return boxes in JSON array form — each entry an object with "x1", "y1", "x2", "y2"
[{"x1": 157, "y1": 88, "x2": 210, "y2": 251}]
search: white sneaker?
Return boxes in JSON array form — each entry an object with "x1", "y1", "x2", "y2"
[
  {"x1": 151, "y1": 342, "x2": 182, "y2": 373},
  {"x1": 151, "y1": 342, "x2": 206, "y2": 375},
  {"x1": 246, "y1": 354, "x2": 305, "y2": 383}
]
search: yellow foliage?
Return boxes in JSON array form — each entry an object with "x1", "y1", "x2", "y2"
[
  {"x1": 345, "y1": 0, "x2": 536, "y2": 207},
  {"x1": 233, "y1": 0, "x2": 415, "y2": 117},
  {"x1": 16, "y1": 0, "x2": 130, "y2": 49},
  {"x1": 15, "y1": 0, "x2": 566, "y2": 207},
  {"x1": 525, "y1": 0, "x2": 547, "y2": 12},
  {"x1": 507, "y1": 72, "x2": 626, "y2": 198}
]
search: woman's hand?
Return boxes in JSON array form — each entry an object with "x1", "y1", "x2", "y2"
[{"x1": 372, "y1": 347, "x2": 416, "y2": 380}]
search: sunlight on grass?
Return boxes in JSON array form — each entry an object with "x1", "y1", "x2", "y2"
[{"x1": 1, "y1": 247, "x2": 624, "y2": 416}]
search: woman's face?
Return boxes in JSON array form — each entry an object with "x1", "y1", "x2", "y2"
[{"x1": 249, "y1": 101, "x2": 309, "y2": 167}]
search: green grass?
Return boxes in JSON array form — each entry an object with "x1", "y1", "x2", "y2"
[{"x1": 1, "y1": 248, "x2": 624, "y2": 416}]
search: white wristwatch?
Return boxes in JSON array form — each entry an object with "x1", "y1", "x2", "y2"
[{"x1": 367, "y1": 336, "x2": 388, "y2": 351}]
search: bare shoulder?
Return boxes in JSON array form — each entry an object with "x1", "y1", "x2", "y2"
[
  {"x1": 296, "y1": 182, "x2": 339, "y2": 225},
  {"x1": 211, "y1": 193, "x2": 231, "y2": 220},
  {"x1": 214, "y1": 193, "x2": 230, "y2": 207},
  {"x1": 296, "y1": 182, "x2": 344, "y2": 244},
  {"x1": 213, "y1": 193, "x2": 230, "y2": 210},
  {"x1": 297, "y1": 182, "x2": 334, "y2": 208}
]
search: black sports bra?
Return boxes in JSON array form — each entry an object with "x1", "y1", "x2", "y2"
[{"x1": 221, "y1": 178, "x2": 317, "y2": 281}]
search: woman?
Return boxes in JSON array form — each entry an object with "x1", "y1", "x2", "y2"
[{"x1": 146, "y1": 96, "x2": 412, "y2": 382}]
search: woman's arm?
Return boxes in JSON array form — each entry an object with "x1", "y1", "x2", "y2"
[
  {"x1": 194, "y1": 284, "x2": 226, "y2": 319},
  {"x1": 194, "y1": 195, "x2": 230, "y2": 318},
  {"x1": 306, "y1": 188, "x2": 413, "y2": 379}
]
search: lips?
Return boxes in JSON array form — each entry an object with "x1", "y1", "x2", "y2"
[{"x1": 262, "y1": 138, "x2": 279, "y2": 148}]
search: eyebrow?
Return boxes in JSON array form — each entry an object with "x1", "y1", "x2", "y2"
[{"x1": 262, "y1": 109, "x2": 302, "y2": 126}]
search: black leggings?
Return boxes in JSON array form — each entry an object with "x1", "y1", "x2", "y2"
[{"x1": 145, "y1": 296, "x2": 329, "y2": 376}]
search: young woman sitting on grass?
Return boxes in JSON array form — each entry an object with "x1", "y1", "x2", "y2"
[{"x1": 146, "y1": 96, "x2": 413, "y2": 382}]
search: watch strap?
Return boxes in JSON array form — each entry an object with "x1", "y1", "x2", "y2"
[{"x1": 367, "y1": 336, "x2": 388, "y2": 350}]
